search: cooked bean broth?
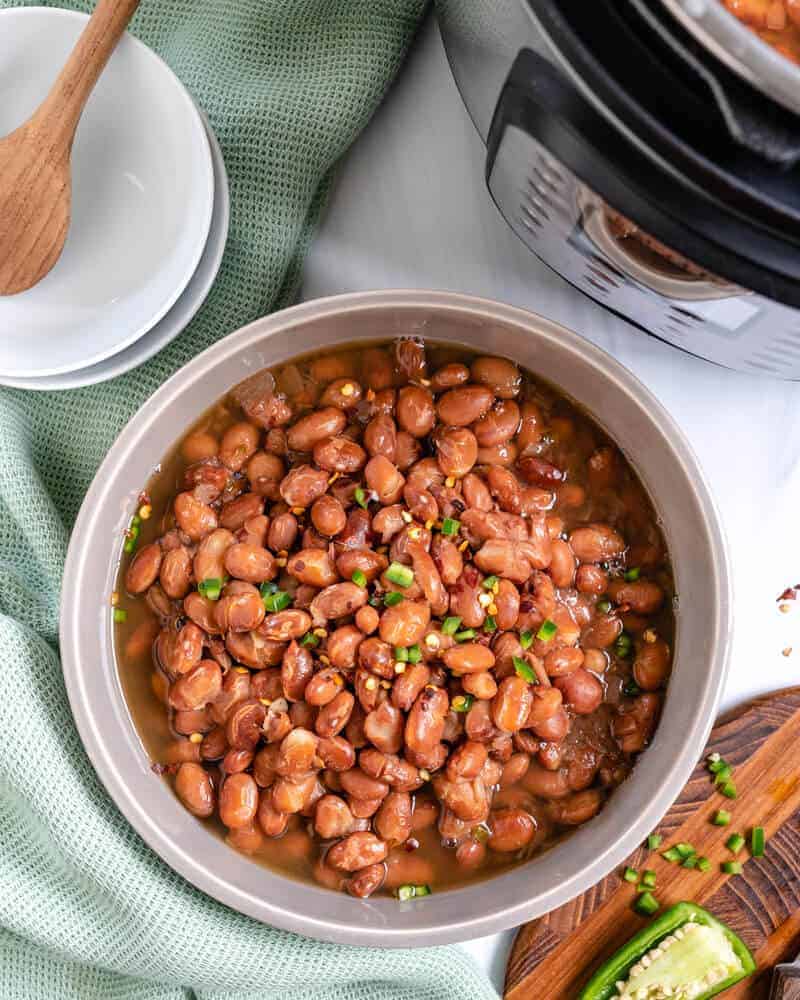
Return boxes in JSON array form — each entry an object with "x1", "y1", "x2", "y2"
[{"x1": 114, "y1": 339, "x2": 675, "y2": 897}]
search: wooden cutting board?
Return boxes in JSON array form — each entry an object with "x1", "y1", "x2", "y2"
[{"x1": 505, "y1": 687, "x2": 800, "y2": 1000}]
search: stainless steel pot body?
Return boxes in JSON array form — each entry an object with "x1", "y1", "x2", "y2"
[
  {"x1": 438, "y1": 0, "x2": 800, "y2": 378},
  {"x1": 60, "y1": 291, "x2": 731, "y2": 946}
]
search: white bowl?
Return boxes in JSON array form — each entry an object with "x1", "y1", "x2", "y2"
[
  {"x1": 0, "y1": 112, "x2": 229, "y2": 391},
  {"x1": 0, "y1": 8, "x2": 214, "y2": 378}
]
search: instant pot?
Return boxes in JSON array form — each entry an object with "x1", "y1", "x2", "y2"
[{"x1": 437, "y1": 0, "x2": 800, "y2": 377}]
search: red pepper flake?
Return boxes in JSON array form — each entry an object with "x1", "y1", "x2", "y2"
[{"x1": 777, "y1": 586, "x2": 799, "y2": 602}]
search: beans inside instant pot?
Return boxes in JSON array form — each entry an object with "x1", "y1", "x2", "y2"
[{"x1": 115, "y1": 338, "x2": 674, "y2": 898}]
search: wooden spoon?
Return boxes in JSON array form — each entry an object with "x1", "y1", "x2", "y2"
[{"x1": 0, "y1": 0, "x2": 141, "y2": 296}]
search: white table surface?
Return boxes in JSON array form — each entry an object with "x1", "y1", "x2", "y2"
[{"x1": 301, "y1": 14, "x2": 800, "y2": 993}]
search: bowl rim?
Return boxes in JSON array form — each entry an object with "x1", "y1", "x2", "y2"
[{"x1": 60, "y1": 289, "x2": 732, "y2": 946}]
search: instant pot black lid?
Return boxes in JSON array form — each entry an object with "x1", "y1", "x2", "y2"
[{"x1": 517, "y1": 0, "x2": 800, "y2": 306}]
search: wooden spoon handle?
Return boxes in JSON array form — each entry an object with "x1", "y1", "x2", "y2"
[{"x1": 32, "y1": 0, "x2": 141, "y2": 147}]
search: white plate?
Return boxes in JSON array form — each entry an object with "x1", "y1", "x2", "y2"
[
  {"x1": 0, "y1": 8, "x2": 214, "y2": 378},
  {"x1": 0, "y1": 114, "x2": 229, "y2": 391}
]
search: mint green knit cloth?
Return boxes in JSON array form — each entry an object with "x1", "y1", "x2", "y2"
[{"x1": 0, "y1": 3, "x2": 499, "y2": 998}]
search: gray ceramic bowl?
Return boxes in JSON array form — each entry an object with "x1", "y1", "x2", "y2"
[{"x1": 60, "y1": 290, "x2": 731, "y2": 947}]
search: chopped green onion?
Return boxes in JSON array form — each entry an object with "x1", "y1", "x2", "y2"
[
  {"x1": 623, "y1": 867, "x2": 639, "y2": 884},
  {"x1": 713, "y1": 810, "x2": 731, "y2": 827},
  {"x1": 634, "y1": 892, "x2": 659, "y2": 917},
  {"x1": 751, "y1": 826, "x2": 765, "y2": 858},
  {"x1": 726, "y1": 834, "x2": 745, "y2": 855},
  {"x1": 369, "y1": 595, "x2": 382, "y2": 608},
  {"x1": 483, "y1": 615, "x2": 497, "y2": 633},
  {"x1": 301, "y1": 632, "x2": 319, "y2": 647},
  {"x1": 131, "y1": 514, "x2": 141, "y2": 527},
  {"x1": 384, "y1": 591, "x2": 404, "y2": 607},
  {"x1": 707, "y1": 752, "x2": 721, "y2": 765},
  {"x1": 454, "y1": 628, "x2": 476, "y2": 642},
  {"x1": 482, "y1": 576, "x2": 499, "y2": 590},
  {"x1": 519, "y1": 630, "x2": 534, "y2": 650},
  {"x1": 622, "y1": 678, "x2": 641, "y2": 697},
  {"x1": 396, "y1": 883, "x2": 431, "y2": 901},
  {"x1": 720, "y1": 781, "x2": 738, "y2": 799},
  {"x1": 260, "y1": 581, "x2": 278, "y2": 597},
  {"x1": 647, "y1": 834, "x2": 662, "y2": 851},
  {"x1": 512, "y1": 656, "x2": 536, "y2": 684},
  {"x1": 354, "y1": 486, "x2": 368, "y2": 509},
  {"x1": 682, "y1": 856, "x2": 698, "y2": 870},
  {"x1": 697, "y1": 856, "x2": 711, "y2": 873},
  {"x1": 451, "y1": 694, "x2": 474, "y2": 713},
  {"x1": 675, "y1": 842, "x2": 696, "y2": 859},
  {"x1": 472, "y1": 826, "x2": 489, "y2": 843},
  {"x1": 722, "y1": 861, "x2": 743, "y2": 876},
  {"x1": 113, "y1": 608, "x2": 128, "y2": 623},
  {"x1": 441, "y1": 517, "x2": 460, "y2": 536},
  {"x1": 264, "y1": 590, "x2": 291, "y2": 612},
  {"x1": 407, "y1": 644, "x2": 422, "y2": 664},
  {"x1": 641, "y1": 870, "x2": 657, "y2": 889},
  {"x1": 661, "y1": 847, "x2": 682, "y2": 863},
  {"x1": 615, "y1": 633, "x2": 633, "y2": 658},
  {"x1": 351, "y1": 569, "x2": 367, "y2": 589},
  {"x1": 441, "y1": 616, "x2": 461, "y2": 636},
  {"x1": 386, "y1": 562, "x2": 414, "y2": 588},
  {"x1": 707, "y1": 754, "x2": 727, "y2": 773},
  {"x1": 713, "y1": 764, "x2": 733, "y2": 785},
  {"x1": 624, "y1": 567, "x2": 641, "y2": 582},
  {"x1": 198, "y1": 578, "x2": 223, "y2": 601},
  {"x1": 596, "y1": 599, "x2": 612, "y2": 614},
  {"x1": 395, "y1": 646, "x2": 409, "y2": 663},
  {"x1": 536, "y1": 619, "x2": 557, "y2": 642}
]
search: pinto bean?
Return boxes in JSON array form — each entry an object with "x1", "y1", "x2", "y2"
[
  {"x1": 275, "y1": 727, "x2": 319, "y2": 780},
  {"x1": 549, "y1": 539, "x2": 576, "y2": 588},
  {"x1": 363, "y1": 701, "x2": 404, "y2": 754},
  {"x1": 471, "y1": 357, "x2": 521, "y2": 398},
  {"x1": 404, "y1": 542, "x2": 448, "y2": 617},
  {"x1": 550, "y1": 789, "x2": 603, "y2": 826},
  {"x1": 365, "y1": 455, "x2": 405, "y2": 505},
  {"x1": 314, "y1": 437, "x2": 367, "y2": 474},
  {"x1": 500, "y1": 753, "x2": 530, "y2": 788},
  {"x1": 340, "y1": 767, "x2": 389, "y2": 802},
  {"x1": 437, "y1": 385, "x2": 494, "y2": 426},
  {"x1": 194, "y1": 528, "x2": 235, "y2": 584},
  {"x1": 220, "y1": 493, "x2": 264, "y2": 531},
  {"x1": 156, "y1": 622, "x2": 204, "y2": 677},
  {"x1": 317, "y1": 735, "x2": 356, "y2": 771},
  {"x1": 473, "y1": 399, "x2": 520, "y2": 447},
  {"x1": 311, "y1": 495, "x2": 346, "y2": 537},
  {"x1": 444, "y1": 643, "x2": 495, "y2": 675},
  {"x1": 220, "y1": 422, "x2": 260, "y2": 471},
  {"x1": 308, "y1": 582, "x2": 368, "y2": 623},
  {"x1": 379, "y1": 601, "x2": 430, "y2": 647},
  {"x1": 224, "y1": 543, "x2": 276, "y2": 584},
  {"x1": 462, "y1": 671, "x2": 498, "y2": 700},
  {"x1": 286, "y1": 408, "x2": 346, "y2": 452},
  {"x1": 405, "y1": 686, "x2": 449, "y2": 754},
  {"x1": 315, "y1": 690, "x2": 355, "y2": 738},
  {"x1": 391, "y1": 662, "x2": 430, "y2": 711},
  {"x1": 159, "y1": 546, "x2": 192, "y2": 599},
  {"x1": 397, "y1": 385, "x2": 435, "y2": 437},
  {"x1": 246, "y1": 451, "x2": 284, "y2": 499},
  {"x1": 447, "y1": 741, "x2": 488, "y2": 781},
  {"x1": 456, "y1": 838, "x2": 487, "y2": 870},
  {"x1": 433, "y1": 773, "x2": 489, "y2": 823},
  {"x1": 225, "y1": 698, "x2": 266, "y2": 750},
  {"x1": 219, "y1": 772, "x2": 259, "y2": 828},
  {"x1": 175, "y1": 762, "x2": 215, "y2": 818},
  {"x1": 320, "y1": 377, "x2": 363, "y2": 409},
  {"x1": 528, "y1": 689, "x2": 566, "y2": 733},
  {"x1": 327, "y1": 832, "x2": 388, "y2": 872},
  {"x1": 436, "y1": 427, "x2": 478, "y2": 479},
  {"x1": 336, "y1": 548, "x2": 387, "y2": 584},
  {"x1": 569, "y1": 524, "x2": 626, "y2": 564},
  {"x1": 257, "y1": 790, "x2": 290, "y2": 837},
  {"x1": 286, "y1": 548, "x2": 337, "y2": 589},
  {"x1": 494, "y1": 579, "x2": 520, "y2": 630},
  {"x1": 581, "y1": 614, "x2": 623, "y2": 650},
  {"x1": 173, "y1": 707, "x2": 213, "y2": 735},
  {"x1": 169, "y1": 659, "x2": 222, "y2": 711},
  {"x1": 555, "y1": 668, "x2": 603, "y2": 714},
  {"x1": 214, "y1": 584, "x2": 265, "y2": 633},
  {"x1": 576, "y1": 564, "x2": 608, "y2": 595},
  {"x1": 315, "y1": 794, "x2": 355, "y2": 839},
  {"x1": 474, "y1": 538, "x2": 551, "y2": 582},
  {"x1": 174, "y1": 492, "x2": 218, "y2": 541},
  {"x1": 125, "y1": 542, "x2": 162, "y2": 595},
  {"x1": 488, "y1": 808, "x2": 536, "y2": 852},
  {"x1": 272, "y1": 773, "x2": 319, "y2": 814},
  {"x1": 607, "y1": 578, "x2": 664, "y2": 614},
  {"x1": 429, "y1": 362, "x2": 469, "y2": 392},
  {"x1": 633, "y1": 638, "x2": 671, "y2": 690},
  {"x1": 363, "y1": 413, "x2": 397, "y2": 463},
  {"x1": 261, "y1": 610, "x2": 312, "y2": 642},
  {"x1": 182, "y1": 430, "x2": 219, "y2": 463},
  {"x1": 355, "y1": 605, "x2": 379, "y2": 635},
  {"x1": 491, "y1": 676, "x2": 533, "y2": 733},
  {"x1": 280, "y1": 465, "x2": 329, "y2": 508},
  {"x1": 517, "y1": 456, "x2": 564, "y2": 489},
  {"x1": 544, "y1": 646, "x2": 584, "y2": 677},
  {"x1": 268, "y1": 511, "x2": 298, "y2": 553}
]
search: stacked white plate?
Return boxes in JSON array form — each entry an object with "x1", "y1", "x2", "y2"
[{"x1": 0, "y1": 8, "x2": 230, "y2": 390}]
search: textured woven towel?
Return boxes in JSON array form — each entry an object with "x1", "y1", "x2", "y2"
[{"x1": 0, "y1": 3, "x2": 499, "y2": 998}]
